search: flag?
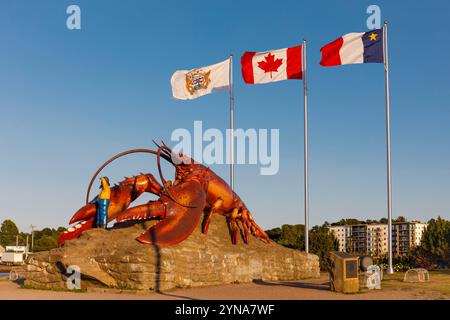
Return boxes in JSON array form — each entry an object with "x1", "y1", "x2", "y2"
[
  {"x1": 171, "y1": 58, "x2": 230, "y2": 100},
  {"x1": 320, "y1": 29, "x2": 384, "y2": 67},
  {"x1": 241, "y1": 45, "x2": 302, "y2": 84}
]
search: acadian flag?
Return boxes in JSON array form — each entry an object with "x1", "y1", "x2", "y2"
[
  {"x1": 241, "y1": 45, "x2": 303, "y2": 84},
  {"x1": 171, "y1": 58, "x2": 230, "y2": 100},
  {"x1": 320, "y1": 28, "x2": 384, "y2": 67}
]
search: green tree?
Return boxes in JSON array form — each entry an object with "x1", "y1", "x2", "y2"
[
  {"x1": 331, "y1": 218, "x2": 363, "y2": 226},
  {"x1": 278, "y1": 224, "x2": 304, "y2": 249},
  {"x1": 0, "y1": 219, "x2": 19, "y2": 246},
  {"x1": 0, "y1": 220, "x2": 66, "y2": 252},
  {"x1": 265, "y1": 227, "x2": 281, "y2": 242},
  {"x1": 266, "y1": 224, "x2": 338, "y2": 270},
  {"x1": 30, "y1": 227, "x2": 65, "y2": 252},
  {"x1": 265, "y1": 224, "x2": 304, "y2": 249},
  {"x1": 33, "y1": 235, "x2": 57, "y2": 252},
  {"x1": 412, "y1": 217, "x2": 450, "y2": 268},
  {"x1": 57, "y1": 227, "x2": 67, "y2": 233},
  {"x1": 38, "y1": 228, "x2": 54, "y2": 237},
  {"x1": 393, "y1": 216, "x2": 407, "y2": 223},
  {"x1": 309, "y1": 226, "x2": 339, "y2": 270}
]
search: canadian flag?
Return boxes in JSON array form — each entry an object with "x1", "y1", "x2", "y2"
[{"x1": 241, "y1": 45, "x2": 303, "y2": 84}]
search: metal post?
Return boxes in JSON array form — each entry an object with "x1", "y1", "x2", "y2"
[
  {"x1": 383, "y1": 21, "x2": 394, "y2": 274},
  {"x1": 302, "y1": 39, "x2": 309, "y2": 253},
  {"x1": 30, "y1": 225, "x2": 35, "y2": 253},
  {"x1": 229, "y1": 54, "x2": 235, "y2": 190}
]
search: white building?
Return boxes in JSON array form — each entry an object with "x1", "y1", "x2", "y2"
[
  {"x1": 392, "y1": 221, "x2": 428, "y2": 255},
  {"x1": 329, "y1": 226, "x2": 351, "y2": 252},
  {"x1": 329, "y1": 221, "x2": 427, "y2": 257},
  {"x1": 412, "y1": 222, "x2": 427, "y2": 246},
  {"x1": 366, "y1": 224, "x2": 389, "y2": 256},
  {"x1": 1, "y1": 246, "x2": 28, "y2": 265}
]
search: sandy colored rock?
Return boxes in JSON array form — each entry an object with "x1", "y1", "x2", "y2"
[{"x1": 24, "y1": 215, "x2": 319, "y2": 291}]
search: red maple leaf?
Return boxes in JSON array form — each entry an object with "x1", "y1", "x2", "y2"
[{"x1": 257, "y1": 53, "x2": 283, "y2": 78}]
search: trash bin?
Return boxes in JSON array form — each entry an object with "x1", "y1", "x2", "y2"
[{"x1": 328, "y1": 252, "x2": 360, "y2": 293}]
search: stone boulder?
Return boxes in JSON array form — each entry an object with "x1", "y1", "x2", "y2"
[{"x1": 25, "y1": 215, "x2": 320, "y2": 291}]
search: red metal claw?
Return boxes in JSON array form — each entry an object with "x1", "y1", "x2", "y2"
[
  {"x1": 69, "y1": 203, "x2": 96, "y2": 225},
  {"x1": 60, "y1": 173, "x2": 162, "y2": 246},
  {"x1": 136, "y1": 180, "x2": 206, "y2": 246},
  {"x1": 116, "y1": 201, "x2": 166, "y2": 222},
  {"x1": 58, "y1": 217, "x2": 95, "y2": 246}
]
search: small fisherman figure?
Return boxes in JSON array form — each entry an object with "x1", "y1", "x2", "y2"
[{"x1": 97, "y1": 176, "x2": 111, "y2": 228}]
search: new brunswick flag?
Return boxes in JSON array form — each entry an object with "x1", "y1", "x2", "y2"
[{"x1": 171, "y1": 59, "x2": 230, "y2": 100}]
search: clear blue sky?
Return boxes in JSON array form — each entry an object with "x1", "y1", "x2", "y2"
[{"x1": 1, "y1": 0, "x2": 449, "y2": 232}]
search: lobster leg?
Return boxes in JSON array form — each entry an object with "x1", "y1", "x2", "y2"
[
  {"x1": 228, "y1": 207, "x2": 240, "y2": 245},
  {"x1": 227, "y1": 207, "x2": 271, "y2": 245},
  {"x1": 116, "y1": 201, "x2": 166, "y2": 222},
  {"x1": 227, "y1": 207, "x2": 250, "y2": 244},
  {"x1": 202, "y1": 198, "x2": 223, "y2": 235},
  {"x1": 244, "y1": 211, "x2": 271, "y2": 243},
  {"x1": 239, "y1": 209, "x2": 251, "y2": 244}
]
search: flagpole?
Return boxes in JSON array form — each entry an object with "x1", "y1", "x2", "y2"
[
  {"x1": 383, "y1": 21, "x2": 394, "y2": 274},
  {"x1": 302, "y1": 39, "x2": 309, "y2": 254},
  {"x1": 229, "y1": 54, "x2": 235, "y2": 190}
]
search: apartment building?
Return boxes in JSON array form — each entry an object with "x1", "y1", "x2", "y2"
[
  {"x1": 328, "y1": 225, "x2": 351, "y2": 252},
  {"x1": 349, "y1": 225, "x2": 367, "y2": 255},
  {"x1": 392, "y1": 222, "x2": 427, "y2": 255},
  {"x1": 329, "y1": 221, "x2": 426, "y2": 257},
  {"x1": 367, "y1": 224, "x2": 389, "y2": 256}
]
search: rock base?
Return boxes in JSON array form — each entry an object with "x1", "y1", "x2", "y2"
[{"x1": 25, "y1": 215, "x2": 320, "y2": 291}]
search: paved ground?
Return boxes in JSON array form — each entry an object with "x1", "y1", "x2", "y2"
[{"x1": 0, "y1": 275, "x2": 448, "y2": 300}]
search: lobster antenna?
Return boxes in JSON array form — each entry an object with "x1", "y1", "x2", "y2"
[
  {"x1": 153, "y1": 140, "x2": 172, "y2": 158},
  {"x1": 156, "y1": 145, "x2": 196, "y2": 208},
  {"x1": 152, "y1": 139, "x2": 161, "y2": 149},
  {"x1": 156, "y1": 146, "x2": 168, "y2": 186},
  {"x1": 85, "y1": 148, "x2": 170, "y2": 205}
]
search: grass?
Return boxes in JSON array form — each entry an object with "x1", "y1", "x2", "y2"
[
  {"x1": 382, "y1": 270, "x2": 450, "y2": 295},
  {"x1": 113, "y1": 283, "x2": 135, "y2": 291},
  {"x1": 21, "y1": 284, "x2": 87, "y2": 293}
]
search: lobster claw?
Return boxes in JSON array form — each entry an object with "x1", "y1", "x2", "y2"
[
  {"x1": 69, "y1": 202, "x2": 97, "y2": 225},
  {"x1": 60, "y1": 173, "x2": 163, "y2": 246},
  {"x1": 58, "y1": 217, "x2": 95, "y2": 246},
  {"x1": 136, "y1": 180, "x2": 206, "y2": 246}
]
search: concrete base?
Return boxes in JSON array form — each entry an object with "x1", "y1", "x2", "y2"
[{"x1": 25, "y1": 215, "x2": 320, "y2": 291}]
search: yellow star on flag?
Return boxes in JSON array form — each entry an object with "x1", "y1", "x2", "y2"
[{"x1": 369, "y1": 33, "x2": 378, "y2": 41}]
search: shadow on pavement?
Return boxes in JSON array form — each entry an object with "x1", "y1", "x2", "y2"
[
  {"x1": 155, "y1": 291, "x2": 200, "y2": 300},
  {"x1": 252, "y1": 279, "x2": 331, "y2": 291}
]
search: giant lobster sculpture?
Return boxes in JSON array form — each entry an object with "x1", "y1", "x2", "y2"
[{"x1": 58, "y1": 142, "x2": 271, "y2": 246}]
